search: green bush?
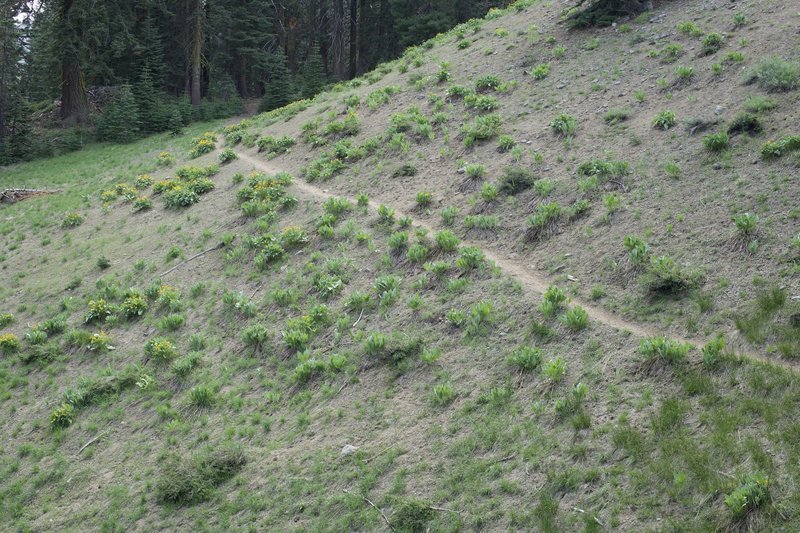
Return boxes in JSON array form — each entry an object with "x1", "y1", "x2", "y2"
[
  {"x1": 475, "y1": 74, "x2": 502, "y2": 92},
  {"x1": 461, "y1": 114, "x2": 502, "y2": 147},
  {"x1": 49, "y1": 403, "x2": 75, "y2": 428},
  {"x1": 703, "y1": 132, "x2": 729, "y2": 151},
  {"x1": 415, "y1": 191, "x2": 433, "y2": 208},
  {"x1": 700, "y1": 33, "x2": 724, "y2": 55},
  {"x1": 549, "y1": 114, "x2": 577, "y2": 137},
  {"x1": 96, "y1": 84, "x2": 140, "y2": 143},
  {"x1": 603, "y1": 108, "x2": 631, "y2": 125},
  {"x1": 0, "y1": 333, "x2": 20, "y2": 355},
  {"x1": 144, "y1": 337, "x2": 178, "y2": 362},
  {"x1": 652, "y1": 110, "x2": 676, "y2": 130},
  {"x1": 727, "y1": 113, "x2": 763, "y2": 136},
  {"x1": 218, "y1": 148, "x2": 237, "y2": 164},
  {"x1": 540, "y1": 285, "x2": 568, "y2": 317},
  {"x1": 466, "y1": 301, "x2": 493, "y2": 337},
  {"x1": 155, "y1": 447, "x2": 246, "y2": 505},
  {"x1": 61, "y1": 212, "x2": 84, "y2": 228},
  {"x1": 733, "y1": 213, "x2": 758, "y2": 236},
  {"x1": 743, "y1": 56, "x2": 799, "y2": 92},
  {"x1": 639, "y1": 336, "x2": 690, "y2": 364},
  {"x1": 724, "y1": 474, "x2": 769, "y2": 519},
  {"x1": 455, "y1": 246, "x2": 484, "y2": 271},
  {"x1": 542, "y1": 356, "x2": 567, "y2": 382},
  {"x1": 507, "y1": 346, "x2": 542, "y2": 372},
  {"x1": 189, "y1": 385, "x2": 215, "y2": 407},
  {"x1": 760, "y1": 135, "x2": 800, "y2": 159},
  {"x1": 644, "y1": 255, "x2": 700, "y2": 294},
  {"x1": 527, "y1": 201, "x2": 561, "y2": 241},
  {"x1": 435, "y1": 230, "x2": 460, "y2": 252},
  {"x1": 623, "y1": 235, "x2": 650, "y2": 267},
  {"x1": 497, "y1": 134, "x2": 516, "y2": 152},
  {"x1": 562, "y1": 305, "x2": 589, "y2": 331},
  {"x1": 122, "y1": 293, "x2": 148, "y2": 318},
  {"x1": 498, "y1": 166, "x2": 534, "y2": 195}
]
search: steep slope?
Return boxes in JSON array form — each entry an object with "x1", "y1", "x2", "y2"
[{"x1": 1, "y1": 0, "x2": 800, "y2": 531}]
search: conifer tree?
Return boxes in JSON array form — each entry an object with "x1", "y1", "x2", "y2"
[
  {"x1": 259, "y1": 54, "x2": 293, "y2": 112},
  {"x1": 301, "y1": 48, "x2": 326, "y2": 98},
  {"x1": 96, "y1": 84, "x2": 139, "y2": 143},
  {"x1": 134, "y1": 68, "x2": 169, "y2": 135}
]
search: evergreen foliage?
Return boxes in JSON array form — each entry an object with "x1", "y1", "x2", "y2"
[{"x1": 96, "y1": 84, "x2": 140, "y2": 143}]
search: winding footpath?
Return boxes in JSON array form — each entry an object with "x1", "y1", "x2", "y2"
[{"x1": 234, "y1": 149, "x2": 797, "y2": 375}]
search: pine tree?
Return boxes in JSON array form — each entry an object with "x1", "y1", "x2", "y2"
[
  {"x1": 96, "y1": 84, "x2": 140, "y2": 143},
  {"x1": 259, "y1": 54, "x2": 293, "y2": 112},
  {"x1": 167, "y1": 106, "x2": 184, "y2": 136},
  {"x1": 301, "y1": 48, "x2": 326, "y2": 98},
  {"x1": 135, "y1": 68, "x2": 169, "y2": 135}
]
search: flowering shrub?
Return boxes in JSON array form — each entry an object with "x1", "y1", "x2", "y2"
[
  {"x1": 153, "y1": 179, "x2": 180, "y2": 194},
  {"x1": 219, "y1": 148, "x2": 237, "y2": 164},
  {"x1": 189, "y1": 132, "x2": 216, "y2": 158},
  {"x1": 114, "y1": 183, "x2": 138, "y2": 201},
  {"x1": 50, "y1": 403, "x2": 75, "y2": 428},
  {"x1": 144, "y1": 337, "x2": 178, "y2": 361},
  {"x1": 87, "y1": 330, "x2": 114, "y2": 351},
  {"x1": 85, "y1": 299, "x2": 113, "y2": 323},
  {"x1": 157, "y1": 152, "x2": 175, "y2": 166},
  {"x1": 100, "y1": 190, "x2": 117, "y2": 203},
  {"x1": 122, "y1": 293, "x2": 148, "y2": 318},
  {"x1": 134, "y1": 174, "x2": 154, "y2": 189},
  {"x1": 163, "y1": 186, "x2": 200, "y2": 208},
  {"x1": 132, "y1": 196, "x2": 153, "y2": 212},
  {"x1": 0, "y1": 333, "x2": 20, "y2": 355},
  {"x1": 61, "y1": 213, "x2": 84, "y2": 228}
]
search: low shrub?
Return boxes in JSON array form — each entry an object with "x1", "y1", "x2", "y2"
[
  {"x1": 155, "y1": 447, "x2": 246, "y2": 504},
  {"x1": 703, "y1": 132, "x2": 729, "y2": 152},
  {"x1": 743, "y1": 56, "x2": 799, "y2": 92},
  {"x1": 507, "y1": 346, "x2": 542, "y2": 372},
  {"x1": 61, "y1": 213, "x2": 84, "y2": 228},
  {"x1": 639, "y1": 336, "x2": 690, "y2": 364},
  {"x1": 498, "y1": 167, "x2": 534, "y2": 195},
  {"x1": 643, "y1": 255, "x2": 701, "y2": 294},
  {"x1": 727, "y1": 113, "x2": 763, "y2": 136},
  {"x1": 145, "y1": 337, "x2": 178, "y2": 362},
  {"x1": 218, "y1": 148, "x2": 237, "y2": 164},
  {"x1": 549, "y1": 114, "x2": 577, "y2": 137},
  {"x1": 0, "y1": 333, "x2": 20, "y2": 355},
  {"x1": 725, "y1": 474, "x2": 769, "y2": 519},
  {"x1": 653, "y1": 110, "x2": 676, "y2": 130}
]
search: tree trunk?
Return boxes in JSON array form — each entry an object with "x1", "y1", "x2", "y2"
[
  {"x1": 237, "y1": 56, "x2": 248, "y2": 98},
  {"x1": 189, "y1": 1, "x2": 203, "y2": 106},
  {"x1": 58, "y1": 0, "x2": 89, "y2": 125},
  {"x1": 60, "y1": 56, "x2": 89, "y2": 124},
  {"x1": 348, "y1": 0, "x2": 357, "y2": 79},
  {"x1": 331, "y1": 0, "x2": 345, "y2": 80}
]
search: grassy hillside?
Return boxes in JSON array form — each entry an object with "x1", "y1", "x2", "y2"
[{"x1": 2, "y1": 0, "x2": 800, "y2": 531}]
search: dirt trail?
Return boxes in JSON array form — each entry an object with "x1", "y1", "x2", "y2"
[{"x1": 235, "y1": 150, "x2": 797, "y2": 374}]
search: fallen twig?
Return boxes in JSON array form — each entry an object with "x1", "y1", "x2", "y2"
[
  {"x1": 571, "y1": 507, "x2": 604, "y2": 527},
  {"x1": 352, "y1": 308, "x2": 365, "y2": 328},
  {"x1": 429, "y1": 506, "x2": 459, "y2": 514},
  {"x1": 159, "y1": 241, "x2": 227, "y2": 277},
  {"x1": 343, "y1": 489, "x2": 393, "y2": 530},
  {"x1": 77, "y1": 430, "x2": 108, "y2": 455}
]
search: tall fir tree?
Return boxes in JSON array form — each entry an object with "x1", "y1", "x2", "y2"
[
  {"x1": 96, "y1": 84, "x2": 139, "y2": 143},
  {"x1": 134, "y1": 67, "x2": 169, "y2": 135},
  {"x1": 260, "y1": 53, "x2": 293, "y2": 112},
  {"x1": 301, "y1": 47, "x2": 326, "y2": 98}
]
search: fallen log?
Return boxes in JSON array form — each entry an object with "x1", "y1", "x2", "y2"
[{"x1": 1, "y1": 189, "x2": 60, "y2": 204}]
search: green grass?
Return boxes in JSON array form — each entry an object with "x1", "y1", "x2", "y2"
[{"x1": 2, "y1": 2, "x2": 800, "y2": 531}]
